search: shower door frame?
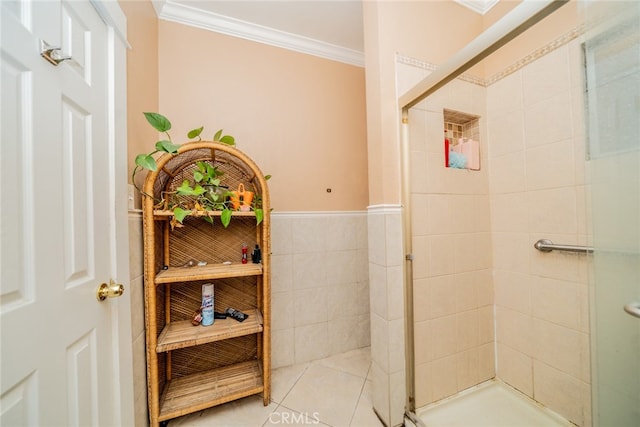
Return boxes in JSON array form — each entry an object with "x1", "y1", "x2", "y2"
[{"x1": 398, "y1": 0, "x2": 570, "y2": 419}]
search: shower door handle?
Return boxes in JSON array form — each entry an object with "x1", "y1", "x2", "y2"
[{"x1": 623, "y1": 302, "x2": 640, "y2": 319}]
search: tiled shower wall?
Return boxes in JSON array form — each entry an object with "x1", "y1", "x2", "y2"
[
  {"x1": 398, "y1": 30, "x2": 591, "y2": 427},
  {"x1": 407, "y1": 78, "x2": 495, "y2": 408},
  {"x1": 487, "y1": 40, "x2": 591, "y2": 426}
]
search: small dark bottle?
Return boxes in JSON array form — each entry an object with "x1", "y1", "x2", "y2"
[{"x1": 251, "y1": 244, "x2": 262, "y2": 264}]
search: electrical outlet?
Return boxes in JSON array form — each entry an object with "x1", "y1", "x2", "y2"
[{"x1": 127, "y1": 184, "x2": 135, "y2": 210}]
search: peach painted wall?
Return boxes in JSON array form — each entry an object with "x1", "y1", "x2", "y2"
[
  {"x1": 120, "y1": 0, "x2": 159, "y2": 199},
  {"x1": 157, "y1": 20, "x2": 368, "y2": 212},
  {"x1": 363, "y1": 1, "x2": 483, "y2": 206}
]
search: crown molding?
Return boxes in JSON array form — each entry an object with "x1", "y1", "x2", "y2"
[
  {"x1": 454, "y1": 0, "x2": 500, "y2": 15},
  {"x1": 154, "y1": 0, "x2": 364, "y2": 67}
]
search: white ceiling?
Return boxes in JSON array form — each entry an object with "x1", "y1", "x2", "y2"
[{"x1": 152, "y1": 0, "x2": 497, "y2": 66}]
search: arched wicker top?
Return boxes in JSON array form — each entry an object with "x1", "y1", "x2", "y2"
[{"x1": 141, "y1": 141, "x2": 270, "y2": 214}]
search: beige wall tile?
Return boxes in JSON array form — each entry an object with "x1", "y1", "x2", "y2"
[
  {"x1": 414, "y1": 320, "x2": 432, "y2": 365},
  {"x1": 492, "y1": 232, "x2": 530, "y2": 274},
  {"x1": 522, "y1": 46, "x2": 571, "y2": 107},
  {"x1": 494, "y1": 269, "x2": 532, "y2": 315},
  {"x1": 456, "y1": 310, "x2": 479, "y2": 352},
  {"x1": 491, "y1": 193, "x2": 529, "y2": 233},
  {"x1": 455, "y1": 272, "x2": 477, "y2": 312},
  {"x1": 490, "y1": 151, "x2": 526, "y2": 194},
  {"x1": 478, "y1": 343, "x2": 496, "y2": 382},
  {"x1": 430, "y1": 355, "x2": 458, "y2": 401},
  {"x1": 430, "y1": 315, "x2": 457, "y2": 360},
  {"x1": 414, "y1": 362, "x2": 433, "y2": 408},
  {"x1": 532, "y1": 319, "x2": 582, "y2": 379},
  {"x1": 272, "y1": 328, "x2": 295, "y2": 369},
  {"x1": 329, "y1": 317, "x2": 360, "y2": 355},
  {"x1": 293, "y1": 252, "x2": 327, "y2": 290},
  {"x1": 413, "y1": 277, "x2": 430, "y2": 322},
  {"x1": 533, "y1": 361, "x2": 585, "y2": 426},
  {"x1": 496, "y1": 307, "x2": 533, "y2": 355},
  {"x1": 271, "y1": 216, "x2": 293, "y2": 255},
  {"x1": 369, "y1": 263, "x2": 388, "y2": 318},
  {"x1": 294, "y1": 323, "x2": 329, "y2": 364},
  {"x1": 532, "y1": 277, "x2": 581, "y2": 329},
  {"x1": 272, "y1": 290, "x2": 294, "y2": 331},
  {"x1": 497, "y1": 343, "x2": 533, "y2": 397},
  {"x1": 487, "y1": 71, "x2": 523, "y2": 119},
  {"x1": 525, "y1": 139, "x2": 575, "y2": 191},
  {"x1": 427, "y1": 275, "x2": 457, "y2": 319},
  {"x1": 477, "y1": 306, "x2": 495, "y2": 345},
  {"x1": 523, "y1": 91, "x2": 573, "y2": 148},
  {"x1": 370, "y1": 313, "x2": 389, "y2": 372},
  {"x1": 476, "y1": 269, "x2": 494, "y2": 307},
  {"x1": 486, "y1": 109, "x2": 526, "y2": 158},
  {"x1": 294, "y1": 288, "x2": 328, "y2": 327},
  {"x1": 387, "y1": 265, "x2": 405, "y2": 321},
  {"x1": 271, "y1": 254, "x2": 293, "y2": 294},
  {"x1": 370, "y1": 362, "x2": 391, "y2": 426},
  {"x1": 456, "y1": 348, "x2": 480, "y2": 390}
]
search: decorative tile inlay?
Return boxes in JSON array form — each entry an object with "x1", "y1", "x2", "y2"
[{"x1": 397, "y1": 27, "x2": 582, "y2": 88}]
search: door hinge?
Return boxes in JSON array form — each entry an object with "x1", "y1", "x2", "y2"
[{"x1": 405, "y1": 254, "x2": 414, "y2": 261}]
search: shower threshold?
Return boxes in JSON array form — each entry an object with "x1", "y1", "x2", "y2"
[{"x1": 413, "y1": 379, "x2": 573, "y2": 427}]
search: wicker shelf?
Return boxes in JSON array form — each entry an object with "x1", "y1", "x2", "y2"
[
  {"x1": 158, "y1": 360, "x2": 264, "y2": 422},
  {"x1": 143, "y1": 141, "x2": 271, "y2": 426},
  {"x1": 156, "y1": 309, "x2": 264, "y2": 352},
  {"x1": 155, "y1": 263, "x2": 263, "y2": 284},
  {"x1": 153, "y1": 209, "x2": 256, "y2": 219}
]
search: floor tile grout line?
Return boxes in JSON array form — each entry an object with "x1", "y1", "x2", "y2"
[{"x1": 347, "y1": 371, "x2": 370, "y2": 426}]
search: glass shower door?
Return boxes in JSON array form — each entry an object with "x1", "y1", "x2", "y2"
[{"x1": 583, "y1": 1, "x2": 640, "y2": 426}]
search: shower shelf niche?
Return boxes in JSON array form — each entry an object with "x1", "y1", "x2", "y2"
[{"x1": 444, "y1": 108, "x2": 481, "y2": 170}]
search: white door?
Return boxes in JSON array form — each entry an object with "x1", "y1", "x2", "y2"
[{"x1": 1, "y1": 1, "x2": 133, "y2": 425}]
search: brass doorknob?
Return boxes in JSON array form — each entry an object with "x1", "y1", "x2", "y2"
[{"x1": 96, "y1": 280, "x2": 125, "y2": 301}]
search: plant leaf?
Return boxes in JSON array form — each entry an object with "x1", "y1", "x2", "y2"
[
  {"x1": 193, "y1": 171, "x2": 203, "y2": 182},
  {"x1": 173, "y1": 207, "x2": 191, "y2": 223},
  {"x1": 221, "y1": 208, "x2": 232, "y2": 228},
  {"x1": 213, "y1": 129, "x2": 222, "y2": 141},
  {"x1": 155, "y1": 140, "x2": 180, "y2": 153},
  {"x1": 255, "y1": 208, "x2": 264, "y2": 226},
  {"x1": 203, "y1": 215, "x2": 213, "y2": 224},
  {"x1": 219, "y1": 135, "x2": 235, "y2": 146},
  {"x1": 264, "y1": 175, "x2": 272, "y2": 181},
  {"x1": 135, "y1": 154, "x2": 157, "y2": 171},
  {"x1": 192, "y1": 184, "x2": 206, "y2": 195},
  {"x1": 188, "y1": 126, "x2": 204, "y2": 139},
  {"x1": 176, "y1": 180, "x2": 195, "y2": 195},
  {"x1": 144, "y1": 112, "x2": 171, "y2": 132}
]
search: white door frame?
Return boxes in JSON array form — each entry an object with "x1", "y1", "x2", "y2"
[{"x1": 89, "y1": 1, "x2": 135, "y2": 424}]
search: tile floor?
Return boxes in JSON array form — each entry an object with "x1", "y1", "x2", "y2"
[{"x1": 168, "y1": 347, "x2": 384, "y2": 427}]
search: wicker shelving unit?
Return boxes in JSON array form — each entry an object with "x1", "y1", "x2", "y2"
[{"x1": 141, "y1": 141, "x2": 270, "y2": 426}]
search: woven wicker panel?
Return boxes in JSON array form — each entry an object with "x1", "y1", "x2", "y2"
[
  {"x1": 155, "y1": 286, "x2": 167, "y2": 337},
  {"x1": 170, "y1": 335, "x2": 259, "y2": 378},
  {"x1": 157, "y1": 352, "x2": 167, "y2": 390},
  {"x1": 154, "y1": 225, "x2": 165, "y2": 270},
  {"x1": 168, "y1": 216, "x2": 256, "y2": 267},
  {"x1": 152, "y1": 147, "x2": 262, "y2": 204},
  {"x1": 169, "y1": 279, "x2": 257, "y2": 321}
]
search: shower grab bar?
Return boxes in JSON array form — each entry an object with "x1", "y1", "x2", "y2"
[{"x1": 534, "y1": 239, "x2": 593, "y2": 254}]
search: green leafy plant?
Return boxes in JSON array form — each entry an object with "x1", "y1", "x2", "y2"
[{"x1": 132, "y1": 112, "x2": 269, "y2": 229}]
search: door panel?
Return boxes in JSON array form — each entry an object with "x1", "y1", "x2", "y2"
[
  {"x1": 583, "y1": 1, "x2": 640, "y2": 426},
  {"x1": 1, "y1": 1, "x2": 132, "y2": 425}
]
